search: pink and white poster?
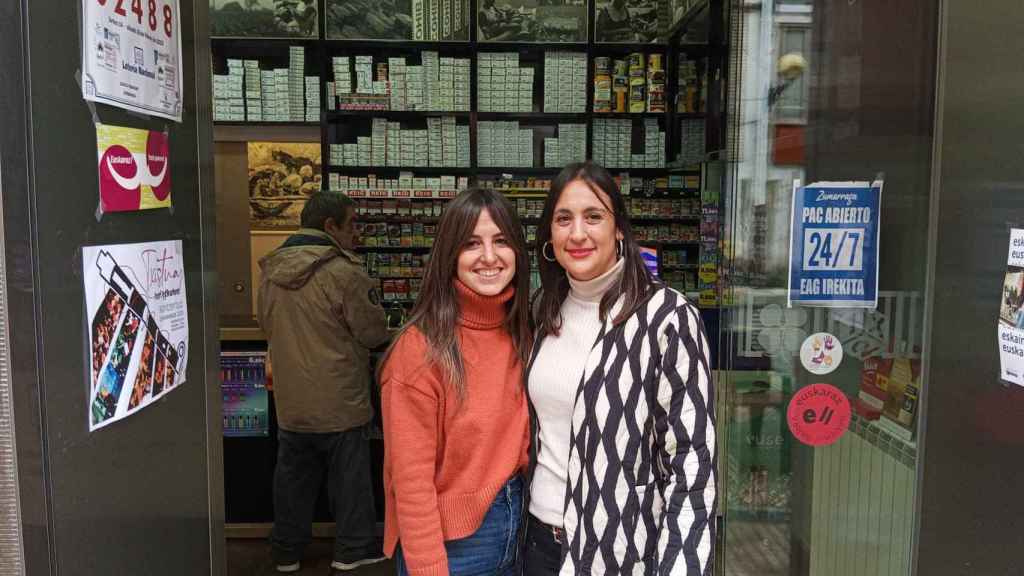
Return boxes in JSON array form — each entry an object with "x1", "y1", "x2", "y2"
[
  {"x1": 96, "y1": 123, "x2": 172, "y2": 213},
  {"x1": 85, "y1": 240, "x2": 189, "y2": 431}
]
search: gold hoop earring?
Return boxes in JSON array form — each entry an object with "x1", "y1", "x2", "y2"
[{"x1": 542, "y1": 241, "x2": 557, "y2": 262}]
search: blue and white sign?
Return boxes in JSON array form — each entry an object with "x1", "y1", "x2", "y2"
[{"x1": 788, "y1": 180, "x2": 883, "y2": 308}]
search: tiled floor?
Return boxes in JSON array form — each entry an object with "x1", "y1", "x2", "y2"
[
  {"x1": 227, "y1": 519, "x2": 737, "y2": 576},
  {"x1": 227, "y1": 539, "x2": 395, "y2": 576},
  {"x1": 722, "y1": 520, "x2": 789, "y2": 576}
]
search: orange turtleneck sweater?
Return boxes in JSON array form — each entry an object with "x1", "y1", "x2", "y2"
[{"x1": 380, "y1": 281, "x2": 529, "y2": 576}]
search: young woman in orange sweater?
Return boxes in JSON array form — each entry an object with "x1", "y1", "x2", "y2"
[{"x1": 379, "y1": 188, "x2": 533, "y2": 576}]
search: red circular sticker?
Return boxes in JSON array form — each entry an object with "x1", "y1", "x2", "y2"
[{"x1": 787, "y1": 383, "x2": 851, "y2": 446}]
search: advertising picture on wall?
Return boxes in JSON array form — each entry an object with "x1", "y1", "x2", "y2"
[
  {"x1": 671, "y1": 0, "x2": 708, "y2": 29},
  {"x1": 326, "y1": 0, "x2": 470, "y2": 41},
  {"x1": 999, "y1": 228, "x2": 1024, "y2": 387},
  {"x1": 210, "y1": 0, "x2": 318, "y2": 38},
  {"x1": 596, "y1": 0, "x2": 672, "y2": 43},
  {"x1": 478, "y1": 0, "x2": 587, "y2": 43},
  {"x1": 85, "y1": 241, "x2": 189, "y2": 432},
  {"x1": 248, "y1": 142, "x2": 322, "y2": 229}
]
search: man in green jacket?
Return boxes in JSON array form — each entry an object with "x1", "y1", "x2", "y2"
[{"x1": 258, "y1": 191, "x2": 389, "y2": 574}]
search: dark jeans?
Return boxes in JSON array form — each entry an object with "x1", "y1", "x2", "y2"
[
  {"x1": 522, "y1": 514, "x2": 563, "y2": 576},
  {"x1": 395, "y1": 476, "x2": 522, "y2": 576},
  {"x1": 271, "y1": 427, "x2": 377, "y2": 565}
]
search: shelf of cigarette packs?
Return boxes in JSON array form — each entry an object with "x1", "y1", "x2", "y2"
[
  {"x1": 592, "y1": 116, "x2": 668, "y2": 169},
  {"x1": 591, "y1": 51, "x2": 668, "y2": 117},
  {"x1": 340, "y1": 170, "x2": 467, "y2": 307},
  {"x1": 675, "y1": 50, "x2": 710, "y2": 165},
  {"x1": 212, "y1": 45, "x2": 320, "y2": 124},
  {"x1": 366, "y1": 251, "x2": 429, "y2": 305},
  {"x1": 474, "y1": 50, "x2": 588, "y2": 115},
  {"x1": 476, "y1": 121, "x2": 587, "y2": 170},
  {"x1": 328, "y1": 115, "x2": 472, "y2": 169},
  {"x1": 676, "y1": 49, "x2": 708, "y2": 115},
  {"x1": 325, "y1": 50, "x2": 472, "y2": 114}
]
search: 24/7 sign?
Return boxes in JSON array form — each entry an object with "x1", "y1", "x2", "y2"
[{"x1": 788, "y1": 181, "x2": 882, "y2": 308}]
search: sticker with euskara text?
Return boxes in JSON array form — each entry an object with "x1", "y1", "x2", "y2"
[{"x1": 787, "y1": 383, "x2": 850, "y2": 447}]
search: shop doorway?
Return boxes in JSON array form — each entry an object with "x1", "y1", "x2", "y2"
[{"x1": 716, "y1": 1, "x2": 936, "y2": 574}]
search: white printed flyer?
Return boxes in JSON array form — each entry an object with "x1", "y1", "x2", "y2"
[
  {"x1": 81, "y1": 0, "x2": 183, "y2": 121},
  {"x1": 85, "y1": 240, "x2": 188, "y2": 431},
  {"x1": 998, "y1": 228, "x2": 1024, "y2": 387}
]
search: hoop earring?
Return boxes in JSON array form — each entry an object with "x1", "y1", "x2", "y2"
[
  {"x1": 617, "y1": 239, "x2": 624, "y2": 257},
  {"x1": 542, "y1": 241, "x2": 557, "y2": 262}
]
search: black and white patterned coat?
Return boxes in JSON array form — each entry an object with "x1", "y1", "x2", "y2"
[{"x1": 525, "y1": 286, "x2": 717, "y2": 576}]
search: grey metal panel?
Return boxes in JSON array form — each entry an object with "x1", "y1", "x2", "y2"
[
  {"x1": 188, "y1": 0, "x2": 226, "y2": 573},
  {"x1": 916, "y1": 0, "x2": 1024, "y2": 573},
  {"x1": 0, "y1": 0, "x2": 221, "y2": 574},
  {"x1": 0, "y1": 0, "x2": 54, "y2": 574}
]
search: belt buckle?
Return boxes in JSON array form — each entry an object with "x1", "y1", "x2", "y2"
[{"x1": 550, "y1": 524, "x2": 564, "y2": 545}]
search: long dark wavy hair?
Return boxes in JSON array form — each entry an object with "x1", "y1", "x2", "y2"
[
  {"x1": 379, "y1": 188, "x2": 532, "y2": 400},
  {"x1": 534, "y1": 161, "x2": 656, "y2": 338}
]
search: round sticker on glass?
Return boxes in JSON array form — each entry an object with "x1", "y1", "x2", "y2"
[
  {"x1": 800, "y1": 332, "x2": 843, "y2": 375},
  {"x1": 787, "y1": 383, "x2": 851, "y2": 447}
]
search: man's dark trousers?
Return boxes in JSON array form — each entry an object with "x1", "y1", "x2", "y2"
[{"x1": 270, "y1": 426, "x2": 377, "y2": 565}]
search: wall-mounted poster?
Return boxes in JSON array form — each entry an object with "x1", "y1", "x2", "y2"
[
  {"x1": 788, "y1": 180, "x2": 882, "y2": 308},
  {"x1": 670, "y1": 0, "x2": 707, "y2": 29},
  {"x1": 81, "y1": 0, "x2": 183, "y2": 121},
  {"x1": 596, "y1": 0, "x2": 672, "y2": 44},
  {"x1": 998, "y1": 228, "x2": 1024, "y2": 387},
  {"x1": 478, "y1": 0, "x2": 587, "y2": 43},
  {"x1": 210, "y1": 0, "x2": 318, "y2": 38},
  {"x1": 85, "y1": 241, "x2": 189, "y2": 432},
  {"x1": 248, "y1": 142, "x2": 322, "y2": 229},
  {"x1": 325, "y1": 0, "x2": 470, "y2": 41},
  {"x1": 96, "y1": 123, "x2": 172, "y2": 214}
]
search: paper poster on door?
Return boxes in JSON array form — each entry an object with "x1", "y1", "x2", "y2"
[
  {"x1": 81, "y1": 0, "x2": 183, "y2": 121},
  {"x1": 788, "y1": 180, "x2": 882, "y2": 308},
  {"x1": 85, "y1": 240, "x2": 188, "y2": 431},
  {"x1": 998, "y1": 228, "x2": 1024, "y2": 387},
  {"x1": 96, "y1": 123, "x2": 172, "y2": 213}
]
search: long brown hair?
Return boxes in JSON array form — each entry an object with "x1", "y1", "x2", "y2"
[
  {"x1": 379, "y1": 188, "x2": 532, "y2": 400},
  {"x1": 534, "y1": 161, "x2": 656, "y2": 338}
]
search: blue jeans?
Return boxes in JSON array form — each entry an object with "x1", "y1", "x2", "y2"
[{"x1": 396, "y1": 476, "x2": 522, "y2": 576}]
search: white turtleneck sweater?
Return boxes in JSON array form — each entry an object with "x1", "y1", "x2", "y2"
[{"x1": 528, "y1": 258, "x2": 625, "y2": 526}]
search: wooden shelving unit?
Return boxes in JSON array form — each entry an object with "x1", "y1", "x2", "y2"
[{"x1": 211, "y1": 0, "x2": 723, "y2": 309}]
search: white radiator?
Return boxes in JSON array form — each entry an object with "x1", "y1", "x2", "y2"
[{"x1": 810, "y1": 414, "x2": 916, "y2": 576}]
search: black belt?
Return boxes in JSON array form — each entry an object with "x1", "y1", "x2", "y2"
[{"x1": 528, "y1": 514, "x2": 565, "y2": 545}]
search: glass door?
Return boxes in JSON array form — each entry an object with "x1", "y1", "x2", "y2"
[{"x1": 714, "y1": 0, "x2": 939, "y2": 574}]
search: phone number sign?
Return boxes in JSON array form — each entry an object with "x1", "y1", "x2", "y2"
[
  {"x1": 788, "y1": 181, "x2": 882, "y2": 308},
  {"x1": 81, "y1": 0, "x2": 183, "y2": 122}
]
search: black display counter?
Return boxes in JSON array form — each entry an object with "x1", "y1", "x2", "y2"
[{"x1": 221, "y1": 338, "x2": 386, "y2": 527}]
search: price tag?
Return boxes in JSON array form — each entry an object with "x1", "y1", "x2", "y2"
[{"x1": 81, "y1": 0, "x2": 183, "y2": 121}]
